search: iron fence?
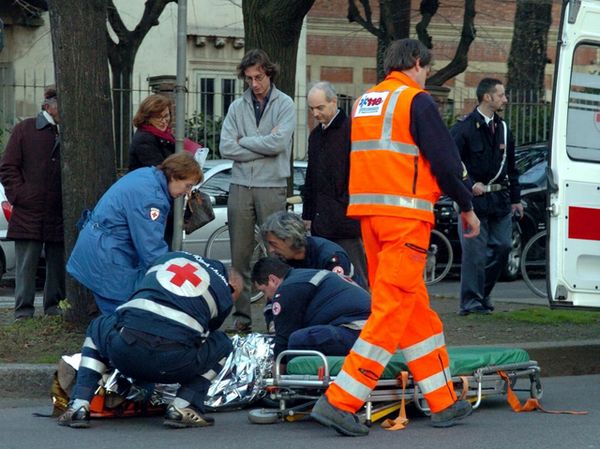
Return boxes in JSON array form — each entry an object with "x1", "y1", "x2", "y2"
[{"x1": 0, "y1": 71, "x2": 550, "y2": 172}]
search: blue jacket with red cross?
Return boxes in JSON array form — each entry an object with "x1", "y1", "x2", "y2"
[{"x1": 115, "y1": 251, "x2": 234, "y2": 345}]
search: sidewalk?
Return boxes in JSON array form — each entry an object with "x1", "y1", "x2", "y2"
[{"x1": 1, "y1": 283, "x2": 599, "y2": 398}]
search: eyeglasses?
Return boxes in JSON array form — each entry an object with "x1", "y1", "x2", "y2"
[
  {"x1": 155, "y1": 112, "x2": 171, "y2": 122},
  {"x1": 245, "y1": 73, "x2": 267, "y2": 84}
]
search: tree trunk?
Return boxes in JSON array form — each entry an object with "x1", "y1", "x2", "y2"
[
  {"x1": 48, "y1": 0, "x2": 116, "y2": 325},
  {"x1": 376, "y1": 0, "x2": 411, "y2": 81},
  {"x1": 506, "y1": 0, "x2": 553, "y2": 102},
  {"x1": 242, "y1": 0, "x2": 315, "y2": 99}
]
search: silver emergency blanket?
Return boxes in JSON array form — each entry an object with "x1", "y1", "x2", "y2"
[
  {"x1": 62, "y1": 332, "x2": 274, "y2": 411},
  {"x1": 204, "y1": 332, "x2": 274, "y2": 410}
]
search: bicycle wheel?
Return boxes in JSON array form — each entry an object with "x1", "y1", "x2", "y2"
[
  {"x1": 520, "y1": 230, "x2": 547, "y2": 298},
  {"x1": 204, "y1": 224, "x2": 266, "y2": 303},
  {"x1": 424, "y1": 229, "x2": 454, "y2": 285},
  {"x1": 204, "y1": 225, "x2": 231, "y2": 262},
  {"x1": 249, "y1": 227, "x2": 267, "y2": 303}
]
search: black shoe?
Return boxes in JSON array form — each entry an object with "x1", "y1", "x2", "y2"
[
  {"x1": 163, "y1": 404, "x2": 215, "y2": 428},
  {"x1": 458, "y1": 306, "x2": 491, "y2": 316},
  {"x1": 431, "y1": 400, "x2": 473, "y2": 428},
  {"x1": 481, "y1": 297, "x2": 495, "y2": 311},
  {"x1": 57, "y1": 405, "x2": 90, "y2": 428},
  {"x1": 311, "y1": 395, "x2": 369, "y2": 437}
]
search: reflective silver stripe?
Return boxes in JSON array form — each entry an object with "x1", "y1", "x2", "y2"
[
  {"x1": 352, "y1": 337, "x2": 393, "y2": 367},
  {"x1": 309, "y1": 270, "x2": 330, "y2": 286},
  {"x1": 382, "y1": 86, "x2": 409, "y2": 141},
  {"x1": 352, "y1": 139, "x2": 419, "y2": 155},
  {"x1": 341, "y1": 320, "x2": 367, "y2": 331},
  {"x1": 83, "y1": 337, "x2": 97, "y2": 350},
  {"x1": 349, "y1": 193, "x2": 434, "y2": 213},
  {"x1": 417, "y1": 367, "x2": 452, "y2": 395},
  {"x1": 117, "y1": 298, "x2": 207, "y2": 336},
  {"x1": 202, "y1": 356, "x2": 228, "y2": 381},
  {"x1": 203, "y1": 290, "x2": 218, "y2": 319},
  {"x1": 334, "y1": 369, "x2": 373, "y2": 402},
  {"x1": 80, "y1": 356, "x2": 106, "y2": 374},
  {"x1": 202, "y1": 369, "x2": 218, "y2": 381},
  {"x1": 402, "y1": 332, "x2": 446, "y2": 364}
]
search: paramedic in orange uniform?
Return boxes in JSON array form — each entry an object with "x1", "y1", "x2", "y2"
[{"x1": 310, "y1": 38, "x2": 481, "y2": 436}]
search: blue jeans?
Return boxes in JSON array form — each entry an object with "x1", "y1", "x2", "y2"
[
  {"x1": 458, "y1": 212, "x2": 512, "y2": 313},
  {"x1": 288, "y1": 325, "x2": 360, "y2": 356}
]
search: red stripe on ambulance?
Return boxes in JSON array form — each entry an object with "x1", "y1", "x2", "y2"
[{"x1": 569, "y1": 206, "x2": 600, "y2": 241}]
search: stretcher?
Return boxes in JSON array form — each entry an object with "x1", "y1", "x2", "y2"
[{"x1": 248, "y1": 346, "x2": 543, "y2": 425}]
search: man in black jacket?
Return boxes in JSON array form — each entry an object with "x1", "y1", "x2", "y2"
[
  {"x1": 252, "y1": 257, "x2": 370, "y2": 359},
  {"x1": 303, "y1": 82, "x2": 368, "y2": 286},
  {"x1": 451, "y1": 78, "x2": 523, "y2": 316}
]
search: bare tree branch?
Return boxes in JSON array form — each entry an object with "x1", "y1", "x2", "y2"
[
  {"x1": 347, "y1": 0, "x2": 383, "y2": 39},
  {"x1": 416, "y1": 0, "x2": 439, "y2": 48},
  {"x1": 426, "y1": 0, "x2": 476, "y2": 86}
]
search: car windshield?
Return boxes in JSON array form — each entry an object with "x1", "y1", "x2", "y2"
[{"x1": 515, "y1": 145, "x2": 548, "y2": 174}]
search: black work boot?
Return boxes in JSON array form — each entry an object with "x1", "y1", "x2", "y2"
[
  {"x1": 57, "y1": 405, "x2": 90, "y2": 428},
  {"x1": 430, "y1": 399, "x2": 473, "y2": 428},
  {"x1": 163, "y1": 404, "x2": 215, "y2": 428},
  {"x1": 311, "y1": 395, "x2": 369, "y2": 437}
]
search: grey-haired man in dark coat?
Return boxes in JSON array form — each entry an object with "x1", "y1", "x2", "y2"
[{"x1": 0, "y1": 86, "x2": 65, "y2": 320}]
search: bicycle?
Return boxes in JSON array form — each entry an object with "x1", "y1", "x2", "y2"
[
  {"x1": 520, "y1": 230, "x2": 547, "y2": 298},
  {"x1": 204, "y1": 223, "x2": 268, "y2": 303},
  {"x1": 424, "y1": 229, "x2": 454, "y2": 285}
]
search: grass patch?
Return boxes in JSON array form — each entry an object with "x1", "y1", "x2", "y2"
[
  {"x1": 0, "y1": 310, "x2": 85, "y2": 364},
  {"x1": 487, "y1": 306, "x2": 599, "y2": 325}
]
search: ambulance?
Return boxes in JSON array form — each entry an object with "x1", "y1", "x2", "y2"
[{"x1": 548, "y1": 0, "x2": 600, "y2": 308}]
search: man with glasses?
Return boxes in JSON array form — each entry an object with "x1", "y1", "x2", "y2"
[{"x1": 220, "y1": 49, "x2": 296, "y2": 333}]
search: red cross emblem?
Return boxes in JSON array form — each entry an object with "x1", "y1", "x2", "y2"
[{"x1": 166, "y1": 263, "x2": 202, "y2": 287}]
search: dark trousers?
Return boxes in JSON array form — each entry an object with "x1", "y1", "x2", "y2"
[
  {"x1": 288, "y1": 325, "x2": 360, "y2": 356},
  {"x1": 72, "y1": 314, "x2": 233, "y2": 410},
  {"x1": 458, "y1": 212, "x2": 512, "y2": 313},
  {"x1": 227, "y1": 184, "x2": 287, "y2": 325},
  {"x1": 14, "y1": 240, "x2": 65, "y2": 319}
]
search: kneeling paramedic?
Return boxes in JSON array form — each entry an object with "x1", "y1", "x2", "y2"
[
  {"x1": 57, "y1": 251, "x2": 242, "y2": 429},
  {"x1": 252, "y1": 257, "x2": 370, "y2": 363}
]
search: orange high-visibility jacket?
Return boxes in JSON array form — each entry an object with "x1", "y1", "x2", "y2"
[{"x1": 348, "y1": 71, "x2": 441, "y2": 224}]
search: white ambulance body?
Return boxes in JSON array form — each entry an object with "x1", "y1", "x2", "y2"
[{"x1": 548, "y1": 0, "x2": 600, "y2": 308}]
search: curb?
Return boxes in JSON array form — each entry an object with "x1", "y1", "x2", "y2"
[
  {"x1": 1, "y1": 341, "x2": 600, "y2": 399},
  {"x1": 0, "y1": 363, "x2": 56, "y2": 398}
]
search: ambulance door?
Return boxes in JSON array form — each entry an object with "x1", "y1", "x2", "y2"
[{"x1": 548, "y1": 0, "x2": 600, "y2": 309}]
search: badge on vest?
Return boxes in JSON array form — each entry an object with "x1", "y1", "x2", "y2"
[{"x1": 354, "y1": 91, "x2": 389, "y2": 117}]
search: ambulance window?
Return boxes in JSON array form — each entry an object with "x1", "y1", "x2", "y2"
[{"x1": 566, "y1": 43, "x2": 600, "y2": 162}]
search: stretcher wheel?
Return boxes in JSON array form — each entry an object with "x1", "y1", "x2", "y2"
[
  {"x1": 248, "y1": 408, "x2": 280, "y2": 424},
  {"x1": 530, "y1": 381, "x2": 543, "y2": 400}
]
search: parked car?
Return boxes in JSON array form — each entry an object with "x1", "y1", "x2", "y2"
[
  {"x1": 182, "y1": 159, "x2": 308, "y2": 259},
  {"x1": 433, "y1": 142, "x2": 549, "y2": 281},
  {"x1": 0, "y1": 183, "x2": 16, "y2": 283}
]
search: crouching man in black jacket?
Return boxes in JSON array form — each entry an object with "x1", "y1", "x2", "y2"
[{"x1": 57, "y1": 252, "x2": 242, "y2": 429}]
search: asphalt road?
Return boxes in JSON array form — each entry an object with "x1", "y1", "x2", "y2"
[{"x1": 0, "y1": 375, "x2": 597, "y2": 449}]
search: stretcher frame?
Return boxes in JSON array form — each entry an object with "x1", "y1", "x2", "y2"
[{"x1": 248, "y1": 348, "x2": 543, "y2": 425}]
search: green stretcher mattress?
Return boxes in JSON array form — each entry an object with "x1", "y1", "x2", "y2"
[{"x1": 286, "y1": 346, "x2": 531, "y2": 379}]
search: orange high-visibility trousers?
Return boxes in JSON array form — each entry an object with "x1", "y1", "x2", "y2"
[{"x1": 325, "y1": 215, "x2": 457, "y2": 414}]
